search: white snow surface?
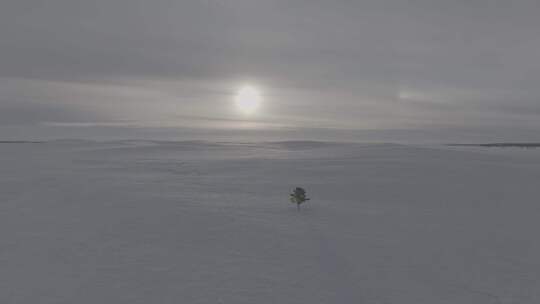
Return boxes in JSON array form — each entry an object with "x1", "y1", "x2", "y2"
[{"x1": 1, "y1": 141, "x2": 540, "y2": 303}]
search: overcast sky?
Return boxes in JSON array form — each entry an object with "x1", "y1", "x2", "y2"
[{"x1": 1, "y1": 0, "x2": 540, "y2": 142}]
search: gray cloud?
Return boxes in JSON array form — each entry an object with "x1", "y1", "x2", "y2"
[{"x1": 1, "y1": 0, "x2": 540, "y2": 141}]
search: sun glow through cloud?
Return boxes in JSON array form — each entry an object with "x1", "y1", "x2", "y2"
[{"x1": 235, "y1": 86, "x2": 261, "y2": 115}]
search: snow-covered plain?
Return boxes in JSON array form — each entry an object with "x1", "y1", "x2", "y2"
[{"x1": 1, "y1": 141, "x2": 540, "y2": 303}]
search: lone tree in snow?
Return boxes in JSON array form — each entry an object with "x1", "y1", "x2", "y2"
[{"x1": 290, "y1": 187, "x2": 310, "y2": 211}]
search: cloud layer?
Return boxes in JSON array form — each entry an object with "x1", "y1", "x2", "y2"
[{"x1": 1, "y1": 0, "x2": 540, "y2": 141}]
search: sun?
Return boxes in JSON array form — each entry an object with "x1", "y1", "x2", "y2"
[{"x1": 235, "y1": 86, "x2": 262, "y2": 115}]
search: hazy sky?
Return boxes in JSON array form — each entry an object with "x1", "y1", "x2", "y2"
[{"x1": 1, "y1": 0, "x2": 540, "y2": 141}]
